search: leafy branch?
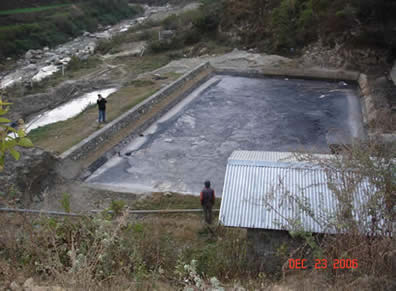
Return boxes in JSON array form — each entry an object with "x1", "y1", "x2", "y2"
[{"x1": 0, "y1": 97, "x2": 33, "y2": 171}]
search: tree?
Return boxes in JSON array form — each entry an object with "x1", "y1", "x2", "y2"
[{"x1": 0, "y1": 97, "x2": 33, "y2": 172}]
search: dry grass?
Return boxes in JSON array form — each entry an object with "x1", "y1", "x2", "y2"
[
  {"x1": 28, "y1": 74, "x2": 177, "y2": 155},
  {"x1": 0, "y1": 208, "x2": 249, "y2": 290}
]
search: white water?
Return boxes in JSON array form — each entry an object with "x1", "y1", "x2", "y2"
[
  {"x1": 32, "y1": 65, "x2": 60, "y2": 82},
  {"x1": 26, "y1": 88, "x2": 117, "y2": 132}
]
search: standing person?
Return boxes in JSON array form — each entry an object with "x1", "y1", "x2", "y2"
[
  {"x1": 97, "y1": 94, "x2": 107, "y2": 123},
  {"x1": 200, "y1": 180, "x2": 215, "y2": 224}
]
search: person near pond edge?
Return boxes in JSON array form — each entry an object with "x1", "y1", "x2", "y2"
[
  {"x1": 97, "y1": 94, "x2": 107, "y2": 123},
  {"x1": 200, "y1": 180, "x2": 215, "y2": 224}
]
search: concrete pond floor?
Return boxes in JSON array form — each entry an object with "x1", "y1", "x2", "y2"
[{"x1": 86, "y1": 75, "x2": 364, "y2": 196}]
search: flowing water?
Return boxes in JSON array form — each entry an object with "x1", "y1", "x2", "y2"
[{"x1": 26, "y1": 88, "x2": 117, "y2": 132}]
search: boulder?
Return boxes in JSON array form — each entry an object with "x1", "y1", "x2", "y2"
[
  {"x1": 390, "y1": 61, "x2": 396, "y2": 86},
  {"x1": 43, "y1": 52, "x2": 55, "y2": 58},
  {"x1": 9, "y1": 281, "x2": 20, "y2": 291},
  {"x1": 25, "y1": 50, "x2": 33, "y2": 59},
  {"x1": 23, "y1": 278, "x2": 34, "y2": 290},
  {"x1": 358, "y1": 73, "x2": 370, "y2": 95},
  {"x1": 25, "y1": 64, "x2": 38, "y2": 71}
]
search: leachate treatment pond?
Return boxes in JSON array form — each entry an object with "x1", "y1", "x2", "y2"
[{"x1": 87, "y1": 75, "x2": 364, "y2": 196}]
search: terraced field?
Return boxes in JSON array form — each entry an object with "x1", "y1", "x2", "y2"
[{"x1": 0, "y1": 3, "x2": 70, "y2": 15}]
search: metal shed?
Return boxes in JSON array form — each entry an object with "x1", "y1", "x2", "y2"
[{"x1": 219, "y1": 150, "x2": 374, "y2": 234}]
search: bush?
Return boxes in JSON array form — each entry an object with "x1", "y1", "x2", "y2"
[
  {"x1": 287, "y1": 141, "x2": 396, "y2": 280},
  {"x1": 148, "y1": 38, "x2": 183, "y2": 53},
  {"x1": 193, "y1": 0, "x2": 222, "y2": 35}
]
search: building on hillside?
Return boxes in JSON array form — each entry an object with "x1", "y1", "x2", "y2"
[{"x1": 219, "y1": 150, "x2": 379, "y2": 273}]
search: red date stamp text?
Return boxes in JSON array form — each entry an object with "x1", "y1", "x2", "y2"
[{"x1": 288, "y1": 259, "x2": 358, "y2": 270}]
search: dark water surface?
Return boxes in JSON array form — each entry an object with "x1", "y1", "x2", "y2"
[{"x1": 87, "y1": 75, "x2": 363, "y2": 195}]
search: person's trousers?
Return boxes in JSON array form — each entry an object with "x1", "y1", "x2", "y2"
[
  {"x1": 202, "y1": 203, "x2": 213, "y2": 224},
  {"x1": 98, "y1": 109, "x2": 106, "y2": 123}
]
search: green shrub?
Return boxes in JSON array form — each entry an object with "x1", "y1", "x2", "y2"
[
  {"x1": 193, "y1": 0, "x2": 222, "y2": 35},
  {"x1": 109, "y1": 200, "x2": 126, "y2": 217},
  {"x1": 149, "y1": 38, "x2": 182, "y2": 53},
  {"x1": 60, "y1": 193, "x2": 71, "y2": 213}
]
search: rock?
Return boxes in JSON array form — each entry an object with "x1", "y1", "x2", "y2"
[
  {"x1": 390, "y1": 61, "x2": 396, "y2": 86},
  {"x1": 6, "y1": 57, "x2": 12, "y2": 61},
  {"x1": 25, "y1": 50, "x2": 33, "y2": 59},
  {"x1": 43, "y1": 52, "x2": 55, "y2": 58},
  {"x1": 43, "y1": 47, "x2": 49, "y2": 51},
  {"x1": 164, "y1": 138, "x2": 173, "y2": 143},
  {"x1": 199, "y1": 47, "x2": 208, "y2": 55},
  {"x1": 159, "y1": 30, "x2": 175, "y2": 41},
  {"x1": 25, "y1": 64, "x2": 38, "y2": 71},
  {"x1": 59, "y1": 57, "x2": 71, "y2": 65},
  {"x1": 358, "y1": 74, "x2": 370, "y2": 95},
  {"x1": 23, "y1": 278, "x2": 34, "y2": 289},
  {"x1": 33, "y1": 195, "x2": 42, "y2": 203},
  {"x1": 164, "y1": 191, "x2": 172, "y2": 197},
  {"x1": 9, "y1": 281, "x2": 20, "y2": 291},
  {"x1": 0, "y1": 148, "x2": 59, "y2": 205}
]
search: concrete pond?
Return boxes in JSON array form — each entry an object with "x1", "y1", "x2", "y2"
[{"x1": 86, "y1": 75, "x2": 364, "y2": 196}]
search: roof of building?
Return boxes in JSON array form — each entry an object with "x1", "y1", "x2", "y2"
[{"x1": 219, "y1": 151, "x2": 374, "y2": 234}]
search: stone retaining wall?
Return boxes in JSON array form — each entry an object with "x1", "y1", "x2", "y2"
[
  {"x1": 358, "y1": 73, "x2": 396, "y2": 142},
  {"x1": 60, "y1": 62, "x2": 212, "y2": 162}
]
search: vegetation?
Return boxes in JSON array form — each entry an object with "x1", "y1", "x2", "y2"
[
  {"x1": 208, "y1": 0, "x2": 396, "y2": 54},
  {"x1": 0, "y1": 98, "x2": 33, "y2": 171},
  {"x1": 0, "y1": 195, "x2": 252, "y2": 290},
  {"x1": 277, "y1": 141, "x2": 396, "y2": 285},
  {"x1": 0, "y1": 4, "x2": 71, "y2": 15},
  {"x1": 0, "y1": 0, "x2": 143, "y2": 59},
  {"x1": 1, "y1": 140, "x2": 394, "y2": 289},
  {"x1": 147, "y1": 1, "x2": 226, "y2": 54}
]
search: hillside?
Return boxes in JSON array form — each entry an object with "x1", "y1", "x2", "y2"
[
  {"x1": 0, "y1": 1, "x2": 395, "y2": 290},
  {"x1": 203, "y1": 0, "x2": 396, "y2": 73},
  {"x1": 0, "y1": 0, "x2": 142, "y2": 59}
]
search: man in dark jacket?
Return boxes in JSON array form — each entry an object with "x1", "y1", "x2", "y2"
[
  {"x1": 200, "y1": 180, "x2": 215, "y2": 224},
  {"x1": 97, "y1": 94, "x2": 107, "y2": 123}
]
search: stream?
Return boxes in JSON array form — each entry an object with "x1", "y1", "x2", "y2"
[
  {"x1": 26, "y1": 88, "x2": 117, "y2": 132},
  {"x1": 0, "y1": 4, "x2": 178, "y2": 89}
]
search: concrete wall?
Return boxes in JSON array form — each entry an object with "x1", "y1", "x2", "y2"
[
  {"x1": 60, "y1": 62, "x2": 212, "y2": 162},
  {"x1": 215, "y1": 67, "x2": 360, "y2": 82}
]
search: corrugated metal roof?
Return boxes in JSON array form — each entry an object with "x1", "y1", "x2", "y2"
[
  {"x1": 219, "y1": 151, "x2": 374, "y2": 234},
  {"x1": 229, "y1": 150, "x2": 332, "y2": 163}
]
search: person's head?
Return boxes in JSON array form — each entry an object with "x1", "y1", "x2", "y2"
[
  {"x1": 98, "y1": 94, "x2": 102, "y2": 99},
  {"x1": 204, "y1": 180, "x2": 211, "y2": 188}
]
